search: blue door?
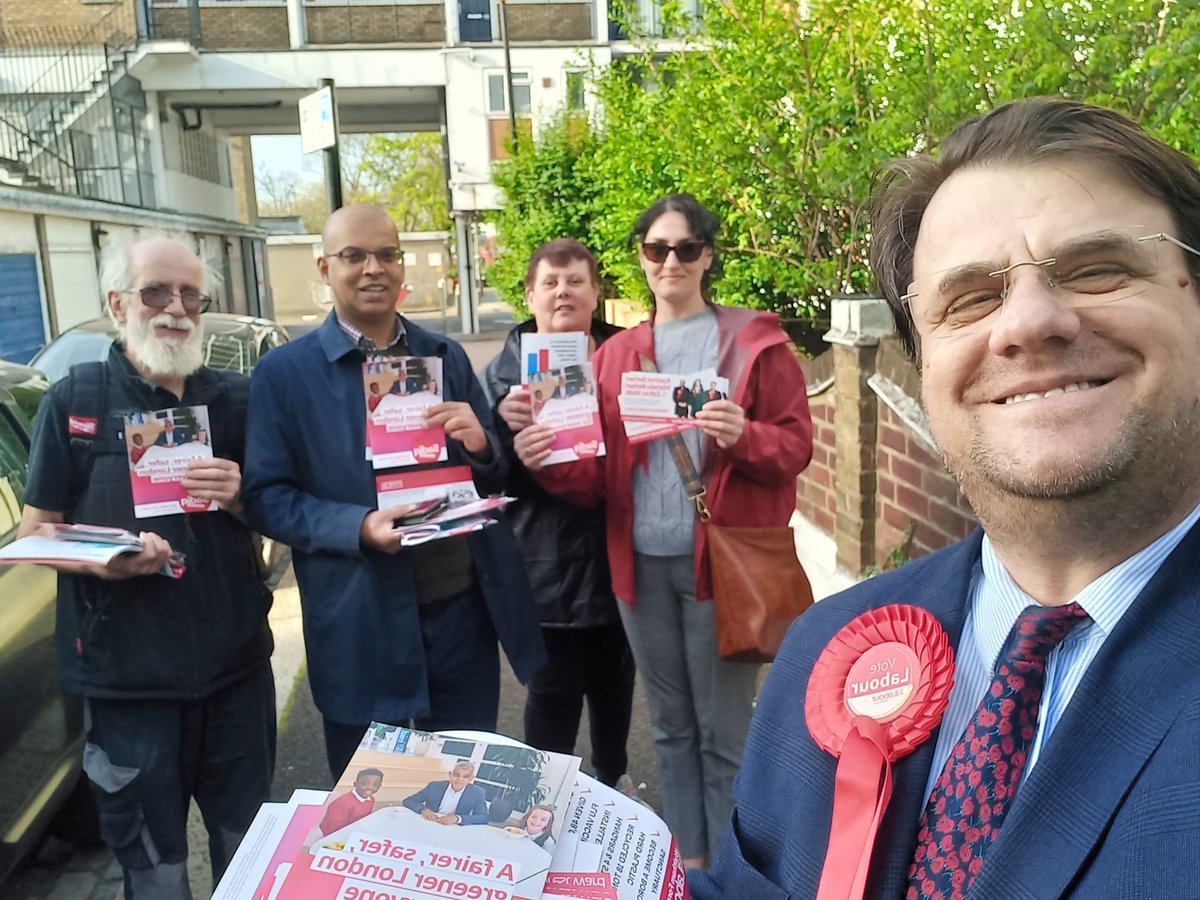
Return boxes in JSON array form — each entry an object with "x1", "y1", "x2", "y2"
[
  {"x1": 459, "y1": 0, "x2": 492, "y2": 41},
  {"x1": 0, "y1": 255, "x2": 44, "y2": 364}
]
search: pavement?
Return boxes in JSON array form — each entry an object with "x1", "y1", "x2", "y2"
[{"x1": 4, "y1": 297, "x2": 860, "y2": 898}]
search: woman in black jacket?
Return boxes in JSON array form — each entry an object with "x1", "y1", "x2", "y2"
[{"x1": 480, "y1": 238, "x2": 636, "y2": 788}]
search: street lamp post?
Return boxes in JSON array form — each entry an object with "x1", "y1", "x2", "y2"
[{"x1": 498, "y1": 0, "x2": 519, "y2": 152}]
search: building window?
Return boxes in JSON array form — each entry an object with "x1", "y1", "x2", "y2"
[
  {"x1": 565, "y1": 70, "x2": 586, "y2": 110},
  {"x1": 486, "y1": 71, "x2": 531, "y2": 115}
]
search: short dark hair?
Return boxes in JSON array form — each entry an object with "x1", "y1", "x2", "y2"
[
  {"x1": 356, "y1": 768, "x2": 383, "y2": 780},
  {"x1": 869, "y1": 97, "x2": 1200, "y2": 359},
  {"x1": 628, "y1": 193, "x2": 724, "y2": 299},
  {"x1": 524, "y1": 238, "x2": 599, "y2": 290}
]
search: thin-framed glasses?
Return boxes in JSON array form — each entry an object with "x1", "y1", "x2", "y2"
[
  {"x1": 640, "y1": 240, "x2": 707, "y2": 264},
  {"x1": 127, "y1": 284, "x2": 212, "y2": 314},
  {"x1": 901, "y1": 229, "x2": 1200, "y2": 336},
  {"x1": 327, "y1": 246, "x2": 403, "y2": 266}
]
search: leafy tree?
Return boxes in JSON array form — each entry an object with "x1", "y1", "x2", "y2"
[
  {"x1": 487, "y1": 0, "x2": 1200, "y2": 325},
  {"x1": 255, "y1": 132, "x2": 451, "y2": 234},
  {"x1": 487, "y1": 112, "x2": 601, "y2": 317}
]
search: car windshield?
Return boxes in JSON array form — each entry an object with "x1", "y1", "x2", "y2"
[{"x1": 30, "y1": 332, "x2": 114, "y2": 383}]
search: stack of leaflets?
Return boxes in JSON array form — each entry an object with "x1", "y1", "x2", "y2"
[
  {"x1": 0, "y1": 523, "x2": 185, "y2": 578},
  {"x1": 374, "y1": 465, "x2": 515, "y2": 546},
  {"x1": 520, "y1": 332, "x2": 605, "y2": 465},
  {"x1": 617, "y1": 369, "x2": 729, "y2": 445},
  {"x1": 215, "y1": 726, "x2": 688, "y2": 900}
]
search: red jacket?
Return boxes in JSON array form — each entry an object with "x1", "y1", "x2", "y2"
[{"x1": 536, "y1": 304, "x2": 812, "y2": 604}]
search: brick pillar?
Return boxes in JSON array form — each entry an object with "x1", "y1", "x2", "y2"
[{"x1": 823, "y1": 297, "x2": 895, "y2": 573}]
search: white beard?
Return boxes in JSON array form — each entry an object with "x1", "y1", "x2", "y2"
[{"x1": 122, "y1": 311, "x2": 205, "y2": 379}]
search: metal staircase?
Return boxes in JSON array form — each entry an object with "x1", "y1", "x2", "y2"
[{"x1": 0, "y1": 6, "x2": 137, "y2": 200}]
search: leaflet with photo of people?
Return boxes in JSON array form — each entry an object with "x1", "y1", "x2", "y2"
[
  {"x1": 617, "y1": 368, "x2": 729, "y2": 445},
  {"x1": 527, "y1": 363, "x2": 605, "y2": 465},
  {"x1": 364, "y1": 355, "x2": 448, "y2": 468},
  {"x1": 269, "y1": 726, "x2": 581, "y2": 900},
  {"x1": 123, "y1": 405, "x2": 217, "y2": 517}
]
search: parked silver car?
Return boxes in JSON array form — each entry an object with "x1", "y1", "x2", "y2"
[{"x1": 30, "y1": 312, "x2": 290, "y2": 383}]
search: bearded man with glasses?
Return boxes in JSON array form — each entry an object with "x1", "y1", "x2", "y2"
[
  {"x1": 18, "y1": 234, "x2": 275, "y2": 899},
  {"x1": 690, "y1": 97, "x2": 1200, "y2": 900}
]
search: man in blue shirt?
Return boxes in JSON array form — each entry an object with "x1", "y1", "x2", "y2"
[
  {"x1": 690, "y1": 98, "x2": 1200, "y2": 898},
  {"x1": 242, "y1": 204, "x2": 544, "y2": 778}
]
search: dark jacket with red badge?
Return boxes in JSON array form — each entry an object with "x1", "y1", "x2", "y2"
[{"x1": 23, "y1": 350, "x2": 273, "y2": 699}]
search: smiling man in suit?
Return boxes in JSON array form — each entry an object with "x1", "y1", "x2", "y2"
[
  {"x1": 402, "y1": 760, "x2": 490, "y2": 825},
  {"x1": 690, "y1": 97, "x2": 1200, "y2": 899}
]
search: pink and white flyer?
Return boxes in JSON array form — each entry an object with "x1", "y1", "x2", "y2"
[
  {"x1": 364, "y1": 355, "x2": 448, "y2": 468},
  {"x1": 528, "y1": 363, "x2": 605, "y2": 465},
  {"x1": 546, "y1": 772, "x2": 688, "y2": 900},
  {"x1": 123, "y1": 405, "x2": 217, "y2": 518},
  {"x1": 617, "y1": 368, "x2": 729, "y2": 446}
]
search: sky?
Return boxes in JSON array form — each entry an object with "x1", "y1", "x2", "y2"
[{"x1": 250, "y1": 134, "x2": 324, "y2": 188}]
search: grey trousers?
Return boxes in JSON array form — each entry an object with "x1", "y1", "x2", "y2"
[{"x1": 618, "y1": 554, "x2": 759, "y2": 861}]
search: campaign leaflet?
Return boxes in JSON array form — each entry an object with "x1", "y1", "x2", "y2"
[
  {"x1": 123, "y1": 405, "x2": 217, "y2": 518},
  {"x1": 519, "y1": 332, "x2": 588, "y2": 384},
  {"x1": 272, "y1": 725, "x2": 581, "y2": 900},
  {"x1": 364, "y1": 355, "x2": 448, "y2": 469},
  {"x1": 545, "y1": 772, "x2": 688, "y2": 900},
  {"x1": 209, "y1": 788, "x2": 328, "y2": 900},
  {"x1": 617, "y1": 369, "x2": 729, "y2": 446},
  {"x1": 528, "y1": 363, "x2": 605, "y2": 465},
  {"x1": 0, "y1": 525, "x2": 185, "y2": 578},
  {"x1": 375, "y1": 465, "x2": 480, "y2": 510}
]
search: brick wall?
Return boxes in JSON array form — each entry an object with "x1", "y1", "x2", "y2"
[
  {"x1": 507, "y1": 3, "x2": 592, "y2": 41},
  {"x1": 802, "y1": 298, "x2": 980, "y2": 576},
  {"x1": 307, "y1": 5, "x2": 444, "y2": 44},
  {"x1": 0, "y1": 0, "x2": 137, "y2": 43},
  {"x1": 149, "y1": 7, "x2": 290, "y2": 48},
  {"x1": 874, "y1": 405, "x2": 976, "y2": 567},
  {"x1": 796, "y1": 386, "x2": 836, "y2": 536}
]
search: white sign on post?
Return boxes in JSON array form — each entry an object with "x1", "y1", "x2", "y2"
[{"x1": 299, "y1": 86, "x2": 336, "y2": 154}]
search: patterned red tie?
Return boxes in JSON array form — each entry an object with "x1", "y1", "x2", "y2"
[{"x1": 906, "y1": 602, "x2": 1090, "y2": 900}]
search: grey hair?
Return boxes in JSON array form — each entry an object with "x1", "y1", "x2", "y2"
[{"x1": 99, "y1": 231, "x2": 222, "y2": 328}]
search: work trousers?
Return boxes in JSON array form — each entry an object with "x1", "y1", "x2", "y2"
[
  {"x1": 618, "y1": 554, "x2": 759, "y2": 862},
  {"x1": 82, "y1": 664, "x2": 276, "y2": 900},
  {"x1": 524, "y1": 623, "x2": 636, "y2": 787},
  {"x1": 322, "y1": 584, "x2": 501, "y2": 778}
]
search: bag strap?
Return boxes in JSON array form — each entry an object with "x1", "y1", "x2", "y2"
[
  {"x1": 637, "y1": 353, "x2": 710, "y2": 520},
  {"x1": 65, "y1": 360, "x2": 109, "y2": 501}
]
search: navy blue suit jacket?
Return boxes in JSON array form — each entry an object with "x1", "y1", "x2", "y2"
[
  {"x1": 242, "y1": 313, "x2": 545, "y2": 724},
  {"x1": 402, "y1": 780, "x2": 490, "y2": 825},
  {"x1": 690, "y1": 522, "x2": 1200, "y2": 899}
]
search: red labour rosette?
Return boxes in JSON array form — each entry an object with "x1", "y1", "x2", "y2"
[{"x1": 804, "y1": 604, "x2": 955, "y2": 900}]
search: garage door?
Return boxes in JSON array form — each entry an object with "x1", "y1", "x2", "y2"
[{"x1": 0, "y1": 255, "x2": 44, "y2": 364}]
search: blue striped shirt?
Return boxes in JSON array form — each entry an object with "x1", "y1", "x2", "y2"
[{"x1": 922, "y1": 502, "x2": 1200, "y2": 802}]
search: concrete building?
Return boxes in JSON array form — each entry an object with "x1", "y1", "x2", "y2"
[{"x1": 0, "y1": 0, "x2": 696, "y2": 355}]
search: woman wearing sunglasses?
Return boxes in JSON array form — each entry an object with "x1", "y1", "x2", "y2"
[{"x1": 515, "y1": 194, "x2": 813, "y2": 867}]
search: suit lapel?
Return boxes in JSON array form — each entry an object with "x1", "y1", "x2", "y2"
[
  {"x1": 969, "y1": 521, "x2": 1200, "y2": 899},
  {"x1": 864, "y1": 533, "x2": 981, "y2": 897}
]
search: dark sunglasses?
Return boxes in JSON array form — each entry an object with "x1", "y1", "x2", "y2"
[
  {"x1": 640, "y1": 240, "x2": 707, "y2": 264},
  {"x1": 327, "y1": 246, "x2": 403, "y2": 266},
  {"x1": 129, "y1": 284, "x2": 212, "y2": 314}
]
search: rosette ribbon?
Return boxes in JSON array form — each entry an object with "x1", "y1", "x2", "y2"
[{"x1": 804, "y1": 604, "x2": 955, "y2": 900}]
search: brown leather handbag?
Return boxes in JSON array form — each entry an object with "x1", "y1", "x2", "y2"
[
  {"x1": 705, "y1": 520, "x2": 814, "y2": 663},
  {"x1": 634, "y1": 353, "x2": 814, "y2": 663}
]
